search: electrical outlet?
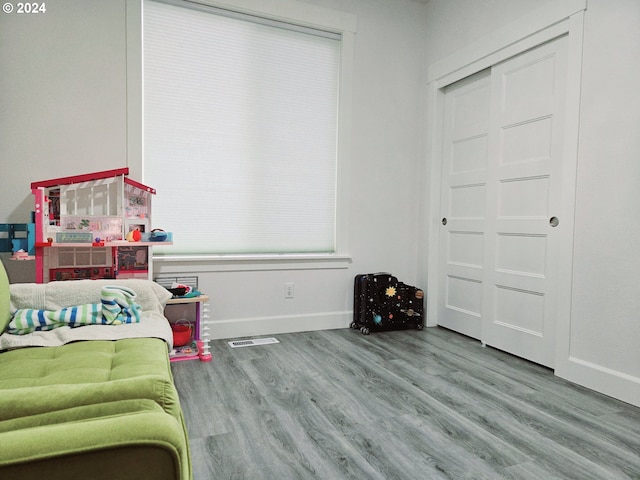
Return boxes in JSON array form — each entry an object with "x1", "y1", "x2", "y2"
[{"x1": 285, "y1": 282, "x2": 294, "y2": 299}]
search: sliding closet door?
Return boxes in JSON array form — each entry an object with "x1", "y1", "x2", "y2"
[
  {"x1": 437, "y1": 36, "x2": 568, "y2": 368},
  {"x1": 482, "y1": 36, "x2": 568, "y2": 368},
  {"x1": 437, "y1": 70, "x2": 490, "y2": 339}
]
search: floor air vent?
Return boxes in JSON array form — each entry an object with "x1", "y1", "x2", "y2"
[{"x1": 228, "y1": 337, "x2": 280, "y2": 348}]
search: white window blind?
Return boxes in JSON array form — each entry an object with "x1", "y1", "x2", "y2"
[{"x1": 143, "y1": 0, "x2": 341, "y2": 255}]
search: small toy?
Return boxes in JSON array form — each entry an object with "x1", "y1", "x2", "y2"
[
  {"x1": 149, "y1": 229, "x2": 168, "y2": 241},
  {"x1": 171, "y1": 321, "x2": 192, "y2": 347},
  {"x1": 125, "y1": 228, "x2": 142, "y2": 242}
]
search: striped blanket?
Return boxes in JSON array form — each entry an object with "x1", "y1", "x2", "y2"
[{"x1": 8, "y1": 286, "x2": 142, "y2": 335}]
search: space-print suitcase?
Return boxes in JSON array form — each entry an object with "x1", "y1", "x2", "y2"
[{"x1": 351, "y1": 273, "x2": 424, "y2": 335}]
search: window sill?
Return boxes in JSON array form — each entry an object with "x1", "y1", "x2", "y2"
[{"x1": 152, "y1": 253, "x2": 352, "y2": 272}]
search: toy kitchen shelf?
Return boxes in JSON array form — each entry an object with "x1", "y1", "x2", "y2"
[
  {"x1": 30, "y1": 168, "x2": 172, "y2": 283},
  {"x1": 165, "y1": 295, "x2": 212, "y2": 362}
]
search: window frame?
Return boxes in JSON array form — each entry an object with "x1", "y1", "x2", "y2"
[{"x1": 126, "y1": 0, "x2": 355, "y2": 270}]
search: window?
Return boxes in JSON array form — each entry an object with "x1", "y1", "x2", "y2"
[{"x1": 142, "y1": 0, "x2": 351, "y2": 256}]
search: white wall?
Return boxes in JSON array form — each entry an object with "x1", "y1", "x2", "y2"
[
  {"x1": 0, "y1": 0, "x2": 429, "y2": 338},
  {"x1": 423, "y1": 0, "x2": 556, "y2": 66},
  {"x1": 562, "y1": 0, "x2": 640, "y2": 404},
  {"x1": 0, "y1": 0, "x2": 128, "y2": 222},
  {"x1": 423, "y1": 0, "x2": 640, "y2": 407}
]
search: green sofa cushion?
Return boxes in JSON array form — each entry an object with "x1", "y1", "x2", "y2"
[
  {"x1": 0, "y1": 398, "x2": 164, "y2": 433},
  {"x1": 0, "y1": 338, "x2": 182, "y2": 421},
  {"x1": 0, "y1": 337, "x2": 171, "y2": 386},
  {"x1": 0, "y1": 408, "x2": 189, "y2": 480},
  {"x1": 0, "y1": 261, "x2": 10, "y2": 334}
]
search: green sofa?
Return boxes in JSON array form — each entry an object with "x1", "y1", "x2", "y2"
[{"x1": 0, "y1": 261, "x2": 192, "y2": 480}]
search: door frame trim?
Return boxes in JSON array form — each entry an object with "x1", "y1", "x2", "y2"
[{"x1": 422, "y1": 2, "x2": 586, "y2": 365}]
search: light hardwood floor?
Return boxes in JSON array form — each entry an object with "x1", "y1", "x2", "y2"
[{"x1": 171, "y1": 326, "x2": 640, "y2": 480}]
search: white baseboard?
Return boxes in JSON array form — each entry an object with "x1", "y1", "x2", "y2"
[
  {"x1": 208, "y1": 310, "x2": 352, "y2": 340},
  {"x1": 555, "y1": 356, "x2": 640, "y2": 408}
]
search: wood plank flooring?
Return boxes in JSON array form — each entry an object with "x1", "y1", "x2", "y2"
[{"x1": 171, "y1": 327, "x2": 640, "y2": 480}]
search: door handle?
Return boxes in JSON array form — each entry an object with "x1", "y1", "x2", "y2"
[
  {"x1": 549, "y1": 216, "x2": 559, "y2": 227},
  {"x1": 442, "y1": 217, "x2": 448, "y2": 226}
]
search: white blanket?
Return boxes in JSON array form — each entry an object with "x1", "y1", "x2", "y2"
[
  {"x1": 1, "y1": 279, "x2": 174, "y2": 351},
  {"x1": 9, "y1": 279, "x2": 171, "y2": 314},
  {"x1": 0, "y1": 312, "x2": 173, "y2": 350}
]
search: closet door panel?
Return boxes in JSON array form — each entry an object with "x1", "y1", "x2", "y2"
[
  {"x1": 437, "y1": 70, "x2": 490, "y2": 339},
  {"x1": 482, "y1": 36, "x2": 568, "y2": 368}
]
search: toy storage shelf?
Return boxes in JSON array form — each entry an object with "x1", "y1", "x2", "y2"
[{"x1": 165, "y1": 295, "x2": 212, "y2": 363}]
